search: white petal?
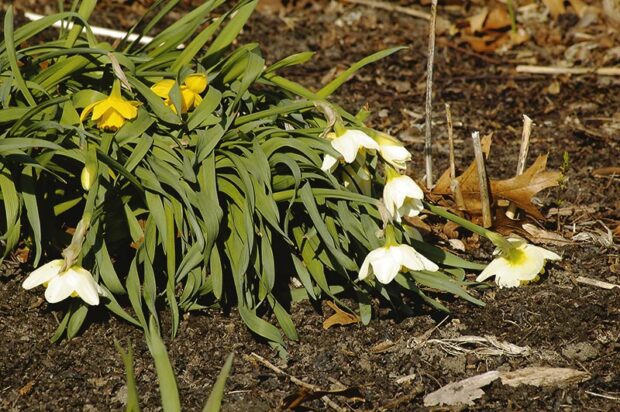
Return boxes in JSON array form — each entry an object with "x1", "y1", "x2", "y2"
[
  {"x1": 44, "y1": 275, "x2": 74, "y2": 303},
  {"x1": 514, "y1": 249, "x2": 545, "y2": 281},
  {"x1": 22, "y1": 259, "x2": 64, "y2": 289},
  {"x1": 495, "y1": 267, "x2": 523, "y2": 288},
  {"x1": 358, "y1": 248, "x2": 386, "y2": 280},
  {"x1": 398, "y1": 198, "x2": 424, "y2": 219},
  {"x1": 371, "y1": 252, "x2": 401, "y2": 284},
  {"x1": 528, "y1": 244, "x2": 561, "y2": 261},
  {"x1": 332, "y1": 136, "x2": 359, "y2": 163},
  {"x1": 476, "y1": 257, "x2": 507, "y2": 282},
  {"x1": 380, "y1": 145, "x2": 411, "y2": 168},
  {"x1": 70, "y1": 267, "x2": 101, "y2": 305},
  {"x1": 343, "y1": 129, "x2": 380, "y2": 150},
  {"x1": 382, "y1": 185, "x2": 398, "y2": 218},
  {"x1": 395, "y1": 176, "x2": 424, "y2": 199},
  {"x1": 321, "y1": 154, "x2": 339, "y2": 171},
  {"x1": 398, "y1": 245, "x2": 439, "y2": 272}
]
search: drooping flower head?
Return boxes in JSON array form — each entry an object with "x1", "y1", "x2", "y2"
[
  {"x1": 476, "y1": 235, "x2": 561, "y2": 288},
  {"x1": 383, "y1": 167, "x2": 424, "y2": 222},
  {"x1": 374, "y1": 132, "x2": 411, "y2": 170},
  {"x1": 22, "y1": 259, "x2": 104, "y2": 305},
  {"x1": 80, "y1": 81, "x2": 140, "y2": 131},
  {"x1": 151, "y1": 73, "x2": 207, "y2": 114},
  {"x1": 359, "y1": 225, "x2": 438, "y2": 284},
  {"x1": 321, "y1": 126, "x2": 380, "y2": 172}
]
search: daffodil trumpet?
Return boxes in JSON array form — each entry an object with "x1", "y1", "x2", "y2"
[
  {"x1": 321, "y1": 126, "x2": 380, "y2": 172},
  {"x1": 150, "y1": 73, "x2": 207, "y2": 114},
  {"x1": 80, "y1": 80, "x2": 140, "y2": 131},
  {"x1": 358, "y1": 225, "x2": 439, "y2": 284},
  {"x1": 423, "y1": 201, "x2": 561, "y2": 287},
  {"x1": 382, "y1": 166, "x2": 424, "y2": 223}
]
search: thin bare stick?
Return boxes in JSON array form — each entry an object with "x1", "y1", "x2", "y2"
[
  {"x1": 250, "y1": 352, "x2": 345, "y2": 412},
  {"x1": 472, "y1": 131, "x2": 492, "y2": 228},
  {"x1": 424, "y1": 0, "x2": 438, "y2": 188},
  {"x1": 516, "y1": 65, "x2": 620, "y2": 76},
  {"x1": 506, "y1": 115, "x2": 533, "y2": 219},
  {"x1": 341, "y1": 0, "x2": 432, "y2": 20},
  {"x1": 446, "y1": 104, "x2": 465, "y2": 209}
]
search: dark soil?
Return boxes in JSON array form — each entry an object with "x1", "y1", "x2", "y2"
[{"x1": 2, "y1": 1, "x2": 619, "y2": 410}]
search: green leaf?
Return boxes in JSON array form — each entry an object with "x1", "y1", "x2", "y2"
[
  {"x1": 114, "y1": 339, "x2": 141, "y2": 412},
  {"x1": 146, "y1": 317, "x2": 181, "y2": 412},
  {"x1": 203, "y1": 352, "x2": 234, "y2": 412},
  {"x1": 317, "y1": 46, "x2": 406, "y2": 98}
]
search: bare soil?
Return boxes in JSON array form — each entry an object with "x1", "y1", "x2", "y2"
[{"x1": 2, "y1": 1, "x2": 619, "y2": 410}]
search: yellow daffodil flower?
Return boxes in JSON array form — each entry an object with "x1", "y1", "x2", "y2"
[
  {"x1": 374, "y1": 132, "x2": 411, "y2": 170},
  {"x1": 321, "y1": 128, "x2": 380, "y2": 171},
  {"x1": 80, "y1": 81, "x2": 140, "y2": 131},
  {"x1": 22, "y1": 259, "x2": 104, "y2": 305},
  {"x1": 359, "y1": 226, "x2": 438, "y2": 284},
  {"x1": 383, "y1": 168, "x2": 424, "y2": 222},
  {"x1": 150, "y1": 73, "x2": 207, "y2": 114},
  {"x1": 476, "y1": 237, "x2": 561, "y2": 288}
]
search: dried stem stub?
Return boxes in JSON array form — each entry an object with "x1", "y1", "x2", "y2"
[
  {"x1": 424, "y1": 0, "x2": 438, "y2": 189},
  {"x1": 506, "y1": 114, "x2": 533, "y2": 219},
  {"x1": 472, "y1": 131, "x2": 492, "y2": 228},
  {"x1": 445, "y1": 104, "x2": 465, "y2": 209}
]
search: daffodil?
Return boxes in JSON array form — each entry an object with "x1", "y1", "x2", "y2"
[
  {"x1": 374, "y1": 132, "x2": 411, "y2": 169},
  {"x1": 150, "y1": 73, "x2": 207, "y2": 114},
  {"x1": 80, "y1": 81, "x2": 140, "y2": 131},
  {"x1": 321, "y1": 128, "x2": 380, "y2": 171},
  {"x1": 383, "y1": 167, "x2": 424, "y2": 222},
  {"x1": 359, "y1": 226, "x2": 438, "y2": 284},
  {"x1": 22, "y1": 259, "x2": 104, "y2": 305},
  {"x1": 476, "y1": 237, "x2": 561, "y2": 288}
]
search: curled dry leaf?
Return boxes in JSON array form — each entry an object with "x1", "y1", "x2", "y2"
[
  {"x1": 433, "y1": 137, "x2": 561, "y2": 221},
  {"x1": 500, "y1": 367, "x2": 590, "y2": 387},
  {"x1": 460, "y1": 4, "x2": 529, "y2": 53},
  {"x1": 323, "y1": 301, "x2": 360, "y2": 329}
]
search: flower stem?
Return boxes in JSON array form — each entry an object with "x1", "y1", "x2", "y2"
[{"x1": 422, "y1": 201, "x2": 512, "y2": 250}]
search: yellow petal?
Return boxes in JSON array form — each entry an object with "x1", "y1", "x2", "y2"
[
  {"x1": 92, "y1": 98, "x2": 114, "y2": 121},
  {"x1": 184, "y1": 73, "x2": 207, "y2": 94},
  {"x1": 111, "y1": 97, "x2": 139, "y2": 120},
  {"x1": 192, "y1": 93, "x2": 203, "y2": 109},
  {"x1": 180, "y1": 87, "x2": 195, "y2": 113},
  {"x1": 97, "y1": 109, "x2": 126, "y2": 131},
  {"x1": 80, "y1": 100, "x2": 102, "y2": 122},
  {"x1": 150, "y1": 79, "x2": 175, "y2": 98}
]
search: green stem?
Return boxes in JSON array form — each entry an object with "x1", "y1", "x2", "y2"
[
  {"x1": 507, "y1": 0, "x2": 517, "y2": 34},
  {"x1": 384, "y1": 224, "x2": 397, "y2": 247},
  {"x1": 423, "y1": 201, "x2": 512, "y2": 250}
]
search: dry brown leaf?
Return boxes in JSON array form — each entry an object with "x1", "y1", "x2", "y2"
[
  {"x1": 543, "y1": 0, "x2": 566, "y2": 18},
  {"x1": 433, "y1": 139, "x2": 561, "y2": 221},
  {"x1": 485, "y1": 6, "x2": 512, "y2": 30},
  {"x1": 521, "y1": 223, "x2": 572, "y2": 246},
  {"x1": 19, "y1": 380, "x2": 35, "y2": 396},
  {"x1": 469, "y1": 7, "x2": 489, "y2": 33},
  {"x1": 323, "y1": 301, "x2": 359, "y2": 329}
]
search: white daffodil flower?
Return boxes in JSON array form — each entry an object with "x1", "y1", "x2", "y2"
[
  {"x1": 383, "y1": 172, "x2": 425, "y2": 222},
  {"x1": 321, "y1": 129, "x2": 379, "y2": 171},
  {"x1": 476, "y1": 238, "x2": 561, "y2": 288},
  {"x1": 374, "y1": 132, "x2": 411, "y2": 170},
  {"x1": 359, "y1": 243, "x2": 439, "y2": 284},
  {"x1": 22, "y1": 259, "x2": 104, "y2": 305}
]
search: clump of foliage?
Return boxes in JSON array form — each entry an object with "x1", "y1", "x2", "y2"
[{"x1": 0, "y1": 0, "x2": 487, "y2": 351}]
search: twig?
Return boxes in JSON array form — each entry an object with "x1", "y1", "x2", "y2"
[
  {"x1": 516, "y1": 65, "x2": 620, "y2": 76},
  {"x1": 445, "y1": 104, "x2": 465, "y2": 209},
  {"x1": 575, "y1": 276, "x2": 619, "y2": 290},
  {"x1": 250, "y1": 352, "x2": 345, "y2": 412},
  {"x1": 472, "y1": 131, "x2": 492, "y2": 228},
  {"x1": 341, "y1": 0, "x2": 432, "y2": 20},
  {"x1": 506, "y1": 115, "x2": 532, "y2": 219},
  {"x1": 424, "y1": 0, "x2": 438, "y2": 189}
]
